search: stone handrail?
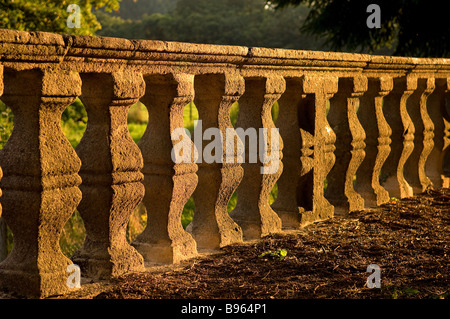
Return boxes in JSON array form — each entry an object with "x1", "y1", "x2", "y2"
[{"x1": 0, "y1": 29, "x2": 449, "y2": 298}]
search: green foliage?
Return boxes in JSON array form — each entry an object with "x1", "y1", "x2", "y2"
[
  {"x1": 259, "y1": 248, "x2": 287, "y2": 260},
  {"x1": 0, "y1": 0, "x2": 121, "y2": 35},
  {"x1": 97, "y1": 0, "x2": 323, "y2": 50},
  {"x1": 105, "y1": 0, "x2": 177, "y2": 20},
  {"x1": 60, "y1": 211, "x2": 85, "y2": 257},
  {"x1": 269, "y1": 0, "x2": 450, "y2": 57},
  {"x1": 0, "y1": 101, "x2": 13, "y2": 150}
]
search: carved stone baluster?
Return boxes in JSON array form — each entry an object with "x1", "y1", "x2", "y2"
[
  {"x1": 404, "y1": 78, "x2": 435, "y2": 192},
  {"x1": 294, "y1": 75, "x2": 339, "y2": 225},
  {"x1": 230, "y1": 76, "x2": 285, "y2": 239},
  {"x1": 131, "y1": 73, "x2": 198, "y2": 263},
  {"x1": 0, "y1": 69, "x2": 82, "y2": 298},
  {"x1": 355, "y1": 77, "x2": 393, "y2": 207},
  {"x1": 426, "y1": 78, "x2": 450, "y2": 188},
  {"x1": 73, "y1": 70, "x2": 145, "y2": 279},
  {"x1": 325, "y1": 76, "x2": 367, "y2": 215},
  {"x1": 443, "y1": 93, "x2": 450, "y2": 186},
  {"x1": 189, "y1": 73, "x2": 244, "y2": 249},
  {"x1": 381, "y1": 76, "x2": 416, "y2": 198},
  {"x1": 271, "y1": 78, "x2": 304, "y2": 228}
]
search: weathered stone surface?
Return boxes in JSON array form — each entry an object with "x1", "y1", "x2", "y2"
[
  {"x1": 326, "y1": 76, "x2": 367, "y2": 215},
  {"x1": 72, "y1": 70, "x2": 145, "y2": 279},
  {"x1": 426, "y1": 78, "x2": 450, "y2": 188},
  {"x1": 230, "y1": 76, "x2": 285, "y2": 239},
  {"x1": 355, "y1": 77, "x2": 393, "y2": 207},
  {"x1": 271, "y1": 78, "x2": 304, "y2": 228},
  {"x1": 131, "y1": 73, "x2": 198, "y2": 264},
  {"x1": 293, "y1": 75, "x2": 339, "y2": 225},
  {"x1": 404, "y1": 78, "x2": 435, "y2": 193},
  {"x1": 189, "y1": 72, "x2": 244, "y2": 249},
  {"x1": 0, "y1": 68, "x2": 82, "y2": 298},
  {"x1": 381, "y1": 76, "x2": 416, "y2": 198}
]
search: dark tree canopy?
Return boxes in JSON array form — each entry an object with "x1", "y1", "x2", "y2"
[{"x1": 269, "y1": 0, "x2": 450, "y2": 57}]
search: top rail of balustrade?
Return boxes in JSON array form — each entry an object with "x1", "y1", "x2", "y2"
[{"x1": 1, "y1": 28, "x2": 450, "y2": 78}]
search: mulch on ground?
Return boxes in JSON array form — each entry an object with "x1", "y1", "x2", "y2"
[{"x1": 95, "y1": 187, "x2": 449, "y2": 299}]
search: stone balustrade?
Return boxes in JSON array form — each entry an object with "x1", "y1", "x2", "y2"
[{"x1": 0, "y1": 29, "x2": 449, "y2": 298}]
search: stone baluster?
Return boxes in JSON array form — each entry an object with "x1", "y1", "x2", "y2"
[
  {"x1": 381, "y1": 76, "x2": 416, "y2": 198},
  {"x1": 325, "y1": 76, "x2": 368, "y2": 215},
  {"x1": 189, "y1": 73, "x2": 244, "y2": 249},
  {"x1": 403, "y1": 78, "x2": 435, "y2": 193},
  {"x1": 230, "y1": 76, "x2": 285, "y2": 239},
  {"x1": 355, "y1": 77, "x2": 393, "y2": 207},
  {"x1": 293, "y1": 75, "x2": 338, "y2": 225},
  {"x1": 271, "y1": 75, "x2": 339, "y2": 227},
  {"x1": 131, "y1": 73, "x2": 198, "y2": 263},
  {"x1": 72, "y1": 70, "x2": 145, "y2": 279},
  {"x1": 0, "y1": 69, "x2": 82, "y2": 298},
  {"x1": 271, "y1": 78, "x2": 305, "y2": 228},
  {"x1": 426, "y1": 78, "x2": 450, "y2": 188}
]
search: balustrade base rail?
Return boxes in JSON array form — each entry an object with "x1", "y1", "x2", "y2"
[{"x1": 0, "y1": 29, "x2": 449, "y2": 298}]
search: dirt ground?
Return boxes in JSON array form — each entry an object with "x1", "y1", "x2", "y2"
[
  {"x1": 1, "y1": 188, "x2": 449, "y2": 300},
  {"x1": 92, "y1": 187, "x2": 449, "y2": 300}
]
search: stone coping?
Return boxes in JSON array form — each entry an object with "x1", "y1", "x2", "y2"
[{"x1": 1, "y1": 29, "x2": 450, "y2": 74}]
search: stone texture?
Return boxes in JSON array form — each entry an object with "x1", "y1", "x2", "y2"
[
  {"x1": 404, "y1": 78, "x2": 436, "y2": 192},
  {"x1": 325, "y1": 76, "x2": 367, "y2": 215},
  {"x1": 131, "y1": 73, "x2": 198, "y2": 264},
  {"x1": 72, "y1": 70, "x2": 145, "y2": 279},
  {"x1": 0, "y1": 68, "x2": 82, "y2": 298},
  {"x1": 189, "y1": 72, "x2": 244, "y2": 249},
  {"x1": 230, "y1": 76, "x2": 285, "y2": 239},
  {"x1": 426, "y1": 78, "x2": 450, "y2": 188},
  {"x1": 271, "y1": 78, "x2": 305, "y2": 228},
  {"x1": 293, "y1": 75, "x2": 339, "y2": 226},
  {"x1": 355, "y1": 77, "x2": 393, "y2": 207},
  {"x1": 381, "y1": 76, "x2": 416, "y2": 198}
]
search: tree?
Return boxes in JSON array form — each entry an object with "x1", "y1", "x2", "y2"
[
  {"x1": 107, "y1": 0, "x2": 178, "y2": 20},
  {"x1": 136, "y1": 0, "x2": 323, "y2": 50},
  {"x1": 0, "y1": 0, "x2": 122, "y2": 35},
  {"x1": 269, "y1": 0, "x2": 450, "y2": 57}
]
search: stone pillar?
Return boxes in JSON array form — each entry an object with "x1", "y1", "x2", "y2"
[
  {"x1": 189, "y1": 73, "x2": 244, "y2": 250},
  {"x1": 292, "y1": 75, "x2": 338, "y2": 226},
  {"x1": 0, "y1": 69, "x2": 82, "y2": 298},
  {"x1": 73, "y1": 70, "x2": 145, "y2": 279},
  {"x1": 230, "y1": 76, "x2": 285, "y2": 239},
  {"x1": 132, "y1": 73, "x2": 198, "y2": 264},
  {"x1": 381, "y1": 76, "x2": 416, "y2": 198},
  {"x1": 326, "y1": 76, "x2": 367, "y2": 215},
  {"x1": 404, "y1": 78, "x2": 435, "y2": 193},
  {"x1": 426, "y1": 78, "x2": 450, "y2": 188},
  {"x1": 355, "y1": 77, "x2": 393, "y2": 207},
  {"x1": 271, "y1": 78, "x2": 304, "y2": 228}
]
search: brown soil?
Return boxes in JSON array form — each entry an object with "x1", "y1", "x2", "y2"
[{"x1": 92, "y1": 187, "x2": 449, "y2": 300}]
